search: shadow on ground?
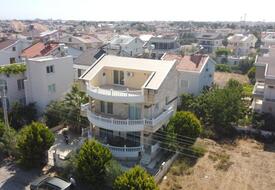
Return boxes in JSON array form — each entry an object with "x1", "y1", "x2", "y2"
[{"x1": 0, "y1": 160, "x2": 40, "y2": 190}]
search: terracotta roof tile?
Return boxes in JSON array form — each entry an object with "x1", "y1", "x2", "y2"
[
  {"x1": 21, "y1": 42, "x2": 59, "y2": 58},
  {"x1": 163, "y1": 53, "x2": 208, "y2": 72}
]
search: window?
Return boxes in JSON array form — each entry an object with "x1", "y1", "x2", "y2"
[
  {"x1": 68, "y1": 37, "x2": 72, "y2": 42},
  {"x1": 181, "y1": 80, "x2": 189, "y2": 89},
  {"x1": 48, "y1": 84, "x2": 56, "y2": 93},
  {"x1": 80, "y1": 47, "x2": 83, "y2": 51},
  {"x1": 78, "y1": 69, "x2": 82, "y2": 77},
  {"x1": 17, "y1": 79, "x2": 24, "y2": 90},
  {"x1": 113, "y1": 70, "x2": 124, "y2": 85},
  {"x1": 9, "y1": 57, "x2": 16, "y2": 64},
  {"x1": 46, "y1": 65, "x2": 54, "y2": 74},
  {"x1": 107, "y1": 102, "x2": 113, "y2": 114},
  {"x1": 19, "y1": 98, "x2": 26, "y2": 106},
  {"x1": 165, "y1": 96, "x2": 169, "y2": 105},
  {"x1": 12, "y1": 46, "x2": 16, "y2": 51},
  {"x1": 100, "y1": 101, "x2": 105, "y2": 113}
]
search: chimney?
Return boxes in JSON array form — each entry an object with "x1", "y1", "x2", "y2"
[{"x1": 190, "y1": 54, "x2": 202, "y2": 68}]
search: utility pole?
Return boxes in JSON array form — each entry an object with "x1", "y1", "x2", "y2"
[{"x1": 0, "y1": 82, "x2": 9, "y2": 128}]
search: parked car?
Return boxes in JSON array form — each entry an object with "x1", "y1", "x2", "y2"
[{"x1": 30, "y1": 176, "x2": 72, "y2": 190}]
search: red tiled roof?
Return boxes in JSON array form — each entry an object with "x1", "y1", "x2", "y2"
[
  {"x1": 163, "y1": 53, "x2": 208, "y2": 72},
  {"x1": 0, "y1": 39, "x2": 17, "y2": 51},
  {"x1": 21, "y1": 42, "x2": 59, "y2": 58}
]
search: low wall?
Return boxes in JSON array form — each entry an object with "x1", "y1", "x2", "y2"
[{"x1": 154, "y1": 152, "x2": 179, "y2": 184}]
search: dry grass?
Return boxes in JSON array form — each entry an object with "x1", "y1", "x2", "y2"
[
  {"x1": 159, "y1": 139, "x2": 275, "y2": 190},
  {"x1": 214, "y1": 72, "x2": 249, "y2": 87}
]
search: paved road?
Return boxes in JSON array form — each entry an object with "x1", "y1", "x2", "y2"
[{"x1": 0, "y1": 160, "x2": 40, "y2": 190}]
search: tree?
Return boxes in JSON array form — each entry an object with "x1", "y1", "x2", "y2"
[
  {"x1": 247, "y1": 66, "x2": 256, "y2": 84},
  {"x1": 105, "y1": 159, "x2": 123, "y2": 186},
  {"x1": 44, "y1": 101, "x2": 66, "y2": 128},
  {"x1": 179, "y1": 94, "x2": 195, "y2": 111},
  {"x1": 44, "y1": 83, "x2": 89, "y2": 129},
  {"x1": 9, "y1": 102, "x2": 37, "y2": 130},
  {"x1": 168, "y1": 111, "x2": 202, "y2": 140},
  {"x1": 113, "y1": 166, "x2": 158, "y2": 190},
  {"x1": 76, "y1": 140, "x2": 112, "y2": 187},
  {"x1": 63, "y1": 84, "x2": 89, "y2": 129},
  {"x1": 0, "y1": 122, "x2": 17, "y2": 156},
  {"x1": 17, "y1": 122, "x2": 54, "y2": 167}
]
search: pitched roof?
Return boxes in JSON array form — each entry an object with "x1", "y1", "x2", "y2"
[
  {"x1": 197, "y1": 33, "x2": 222, "y2": 40},
  {"x1": 74, "y1": 48, "x2": 106, "y2": 66},
  {"x1": 162, "y1": 53, "x2": 209, "y2": 73},
  {"x1": 0, "y1": 39, "x2": 18, "y2": 51},
  {"x1": 110, "y1": 35, "x2": 135, "y2": 45},
  {"x1": 80, "y1": 55, "x2": 176, "y2": 90},
  {"x1": 21, "y1": 42, "x2": 59, "y2": 58}
]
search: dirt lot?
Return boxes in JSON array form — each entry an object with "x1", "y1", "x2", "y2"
[
  {"x1": 214, "y1": 72, "x2": 249, "y2": 87},
  {"x1": 159, "y1": 139, "x2": 275, "y2": 190}
]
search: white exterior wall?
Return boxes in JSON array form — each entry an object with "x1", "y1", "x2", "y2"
[
  {"x1": 24, "y1": 56, "x2": 74, "y2": 114},
  {"x1": 0, "y1": 40, "x2": 25, "y2": 65},
  {"x1": 122, "y1": 39, "x2": 144, "y2": 56},
  {"x1": 178, "y1": 58, "x2": 215, "y2": 96},
  {"x1": 0, "y1": 73, "x2": 26, "y2": 109}
]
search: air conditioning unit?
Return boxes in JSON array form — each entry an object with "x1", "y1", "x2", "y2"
[{"x1": 127, "y1": 72, "x2": 134, "y2": 77}]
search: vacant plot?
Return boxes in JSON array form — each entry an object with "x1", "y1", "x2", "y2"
[
  {"x1": 160, "y1": 139, "x2": 275, "y2": 190},
  {"x1": 214, "y1": 72, "x2": 249, "y2": 87}
]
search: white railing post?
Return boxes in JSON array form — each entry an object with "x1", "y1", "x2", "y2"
[
  {"x1": 111, "y1": 118, "x2": 114, "y2": 124},
  {"x1": 127, "y1": 119, "x2": 129, "y2": 126},
  {"x1": 127, "y1": 88, "x2": 129, "y2": 96},
  {"x1": 124, "y1": 145, "x2": 127, "y2": 152},
  {"x1": 110, "y1": 89, "x2": 113, "y2": 96}
]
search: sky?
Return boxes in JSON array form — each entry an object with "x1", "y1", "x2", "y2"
[{"x1": 1, "y1": 0, "x2": 275, "y2": 22}]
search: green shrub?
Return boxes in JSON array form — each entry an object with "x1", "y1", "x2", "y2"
[{"x1": 215, "y1": 64, "x2": 232, "y2": 72}]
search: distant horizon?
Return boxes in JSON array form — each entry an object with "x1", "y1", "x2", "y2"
[{"x1": 1, "y1": 0, "x2": 275, "y2": 22}]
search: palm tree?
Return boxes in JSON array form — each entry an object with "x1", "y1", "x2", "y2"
[{"x1": 63, "y1": 84, "x2": 89, "y2": 131}]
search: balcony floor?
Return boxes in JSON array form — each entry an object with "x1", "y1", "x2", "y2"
[{"x1": 99, "y1": 84, "x2": 139, "y2": 91}]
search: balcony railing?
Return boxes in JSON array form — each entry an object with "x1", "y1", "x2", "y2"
[
  {"x1": 253, "y1": 82, "x2": 265, "y2": 96},
  {"x1": 85, "y1": 106, "x2": 174, "y2": 132},
  {"x1": 86, "y1": 85, "x2": 144, "y2": 103},
  {"x1": 101, "y1": 144, "x2": 143, "y2": 158}
]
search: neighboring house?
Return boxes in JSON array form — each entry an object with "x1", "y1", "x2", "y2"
[
  {"x1": 21, "y1": 41, "x2": 81, "y2": 61},
  {"x1": 196, "y1": 33, "x2": 223, "y2": 54},
  {"x1": 227, "y1": 34, "x2": 257, "y2": 57},
  {"x1": 0, "y1": 64, "x2": 26, "y2": 109},
  {"x1": 262, "y1": 32, "x2": 275, "y2": 47},
  {"x1": 24, "y1": 56, "x2": 74, "y2": 114},
  {"x1": 162, "y1": 53, "x2": 215, "y2": 96},
  {"x1": 59, "y1": 34, "x2": 103, "y2": 51},
  {"x1": 0, "y1": 39, "x2": 25, "y2": 65},
  {"x1": 80, "y1": 55, "x2": 177, "y2": 164},
  {"x1": 145, "y1": 35, "x2": 180, "y2": 59},
  {"x1": 107, "y1": 35, "x2": 144, "y2": 57},
  {"x1": 39, "y1": 30, "x2": 61, "y2": 42},
  {"x1": 21, "y1": 41, "x2": 61, "y2": 59},
  {"x1": 73, "y1": 48, "x2": 106, "y2": 79},
  {"x1": 252, "y1": 46, "x2": 275, "y2": 115}
]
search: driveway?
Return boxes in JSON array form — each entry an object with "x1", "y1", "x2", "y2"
[{"x1": 0, "y1": 159, "x2": 40, "y2": 190}]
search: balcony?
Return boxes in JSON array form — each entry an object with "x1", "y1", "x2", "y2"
[
  {"x1": 96, "y1": 135, "x2": 143, "y2": 158},
  {"x1": 252, "y1": 82, "x2": 265, "y2": 97},
  {"x1": 87, "y1": 84, "x2": 144, "y2": 103},
  {"x1": 252, "y1": 99, "x2": 263, "y2": 112},
  {"x1": 85, "y1": 106, "x2": 174, "y2": 132}
]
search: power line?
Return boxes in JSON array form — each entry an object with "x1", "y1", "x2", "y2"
[{"x1": 45, "y1": 107, "x2": 201, "y2": 158}]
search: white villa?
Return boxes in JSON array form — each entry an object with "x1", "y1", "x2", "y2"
[{"x1": 80, "y1": 55, "x2": 178, "y2": 164}]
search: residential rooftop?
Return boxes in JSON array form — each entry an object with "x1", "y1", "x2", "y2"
[
  {"x1": 162, "y1": 53, "x2": 209, "y2": 73},
  {"x1": 21, "y1": 41, "x2": 59, "y2": 58},
  {"x1": 0, "y1": 39, "x2": 18, "y2": 51},
  {"x1": 256, "y1": 46, "x2": 275, "y2": 77},
  {"x1": 80, "y1": 55, "x2": 176, "y2": 90}
]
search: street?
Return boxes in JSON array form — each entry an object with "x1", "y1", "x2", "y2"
[{"x1": 0, "y1": 159, "x2": 40, "y2": 190}]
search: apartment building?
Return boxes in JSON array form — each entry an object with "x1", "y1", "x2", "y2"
[
  {"x1": 227, "y1": 34, "x2": 257, "y2": 57},
  {"x1": 196, "y1": 33, "x2": 223, "y2": 54},
  {"x1": 262, "y1": 32, "x2": 275, "y2": 47},
  {"x1": 252, "y1": 46, "x2": 275, "y2": 115},
  {"x1": 80, "y1": 55, "x2": 177, "y2": 164},
  {"x1": 162, "y1": 53, "x2": 215, "y2": 96},
  {"x1": 24, "y1": 56, "x2": 74, "y2": 114},
  {"x1": 145, "y1": 35, "x2": 180, "y2": 59},
  {"x1": 107, "y1": 35, "x2": 144, "y2": 57}
]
